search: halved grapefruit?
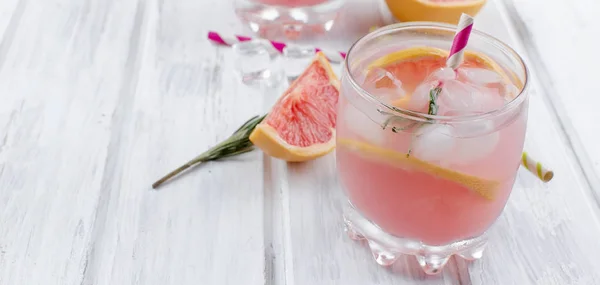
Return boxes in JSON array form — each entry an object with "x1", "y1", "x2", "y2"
[
  {"x1": 249, "y1": 52, "x2": 340, "y2": 162},
  {"x1": 384, "y1": 0, "x2": 486, "y2": 24}
]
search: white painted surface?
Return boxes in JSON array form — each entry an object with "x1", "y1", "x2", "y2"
[{"x1": 0, "y1": 0, "x2": 599, "y2": 284}]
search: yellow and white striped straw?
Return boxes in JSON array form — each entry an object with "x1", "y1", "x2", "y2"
[{"x1": 521, "y1": 152, "x2": 554, "y2": 182}]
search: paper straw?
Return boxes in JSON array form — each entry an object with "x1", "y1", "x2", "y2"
[
  {"x1": 522, "y1": 152, "x2": 554, "y2": 182},
  {"x1": 429, "y1": 13, "x2": 475, "y2": 113},
  {"x1": 442, "y1": 14, "x2": 553, "y2": 183},
  {"x1": 207, "y1": 31, "x2": 346, "y2": 63},
  {"x1": 446, "y1": 14, "x2": 474, "y2": 70}
]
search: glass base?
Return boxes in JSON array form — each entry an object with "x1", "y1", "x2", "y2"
[
  {"x1": 234, "y1": 0, "x2": 343, "y2": 40},
  {"x1": 343, "y1": 203, "x2": 488, "y2": 275}
]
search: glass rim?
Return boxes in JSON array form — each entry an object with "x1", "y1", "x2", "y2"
[{"x1": 343, "y1": 22, "x2": 530, "y2": 123}]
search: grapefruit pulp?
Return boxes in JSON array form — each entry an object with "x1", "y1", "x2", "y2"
[
  {"x1": 250, "y1": 52, "x2": 340, "y2": 162},
  {"x1": 366, "y1": 47, "x2": 515, "y2": 112}
]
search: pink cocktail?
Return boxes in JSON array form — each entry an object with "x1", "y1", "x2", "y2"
[
  {"x1": 337, "y1": 23, "x2": 529, "y2": 274},
  {"x1": 254, "y1": 0, "x2": 329, "y2": 7},
  {"x1": 234, "y1": 0, "x2": 344, "y2": 38}
]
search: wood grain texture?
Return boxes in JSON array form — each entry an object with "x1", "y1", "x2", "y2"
[
  {"x1": 458, "y1": 1, "x2": 600, "y2": 284},
  {"x1": 79, "y1": 0, "x2": 269, "y2": 284},
  {"x1": 459, "y1": 10, "x2": 600, "y2": 277},
  {"x1": 278, "y1": 1, "x2": 600, "y2": 284},
  {"x1": 0, "y1": 0, "x2": 144, "y2": 284},
  {"x1": 1, "y1": 0, "x2": 600, "y2": 284},
  {"x1": 498, "y1": 0, "x2": 600, "y2": 205}
]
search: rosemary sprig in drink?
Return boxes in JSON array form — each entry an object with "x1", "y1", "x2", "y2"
[
  {"x1": 404, "y1": 85, "x2": 443, "y2": 157},
  {"x1": 428, "y1": 85, "x2": 443, "y2": 116},
  {"x1": 152, "y1": 114, "x2": 266, "y2": 189}
]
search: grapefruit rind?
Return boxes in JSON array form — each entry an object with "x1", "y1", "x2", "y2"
[
  {"x1": 368, "y1": 47, "x2": 507, "y2": 79},
  {"x1": 338, "y1": 138, "x2": 499, "y2": 200},
  {"x1": 367, "y1": 47, "x2": 449, "y2": 69},
  {"x1": 250, "y1": 124, "x2": 336, "y2": 162},
  {"x1": 249, "y1": 52, "x2": 340, "y2": 162},
  {"x1": 384, "y1": 0, "x2": 486, "y2": 24}
]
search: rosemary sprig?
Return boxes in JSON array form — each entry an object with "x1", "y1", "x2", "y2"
[
  {"x1": 428, "y1": 86, "x2": 443, "y2": 115},
  {"x1": 404, "y1": 85, "x2": 443, "y2": 157},
  {"x1": 152, "y1": 114, "x2": 267, "y2": 189}
]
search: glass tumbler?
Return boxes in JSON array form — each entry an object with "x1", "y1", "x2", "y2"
[
  {"x1": 234, "y1": 0, "x2": 345, "y2": 39},
  {"x1": 336, "y1": 23, "x2": 529, "y2": 274}
]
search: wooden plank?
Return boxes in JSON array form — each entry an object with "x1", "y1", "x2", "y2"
[
  {"x1": 79, "y1": 0, "x2": 267, "y2": 284},
  {"x1": 499, "y1": 0, "x2": 600, "y2": 201},
  {"x1": 3, "y1": 0, "x2": 599, "y2": 284},
  {"x1": 280, "y1": 0, "x2": 600, "y2": 284},
  {"x1": 454, "y1": 0, "x2": 600, "y2": 284},
  {"x1": 0, "y1": 0, "x2": 141, "y2": 284},
  {"x1": 0, "y1": 0, "x2": 25, "y2": 68}
]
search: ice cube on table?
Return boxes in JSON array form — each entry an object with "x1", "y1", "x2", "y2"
[
  {"x1": 283, "y1": 45, "x2": 314, "y2": 79},
  {"x1": 458, "y1": 67, "x2": 503, "y2": 85},
  {"x1": 232, "y1": 39, "x2": 283, "y2": 87}
]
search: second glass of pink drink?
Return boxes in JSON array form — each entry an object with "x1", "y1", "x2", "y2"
[
  {"x1": 337, "y1": 23, "x2": 529, "y2": 274},
  {"x1": 234, "y1": 0, "x2": 344, "y2": 38}
]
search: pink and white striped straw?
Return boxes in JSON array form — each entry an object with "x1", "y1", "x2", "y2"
[
  {"x1": 442, "y1": 14, "x2": 554, "y2": 182},
  {"x1": 207, "y1": 31, "x2": 347, "y2": 63},
  {"x1": 446, "y1": 14, "x2": 474, "y2": 70}
]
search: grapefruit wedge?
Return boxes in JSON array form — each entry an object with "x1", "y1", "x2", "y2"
[
  {"x1": 384, "y1": 0, "x2": 486, "y2": 24},
  {"x1": 250, "y1": 52, "x2": 340, "y2": 162}
]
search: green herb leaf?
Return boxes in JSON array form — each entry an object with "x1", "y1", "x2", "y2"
[
  {"x1": 428, "y1": 86, "x2": 442, "y2": 116},
  {"x1": 152, "y1": 114, "x2": 267, "y2": 189}
]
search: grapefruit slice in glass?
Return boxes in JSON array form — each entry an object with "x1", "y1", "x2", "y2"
[
  {"x1": 250, "y1": 52, "x2": 340, "y2": 162},
  {"x1": 338, "y1": 138, "x2": 500, "y2": 200},
  {"x1": 366, "y1": 47, "x2": 517, "y2": 112}
]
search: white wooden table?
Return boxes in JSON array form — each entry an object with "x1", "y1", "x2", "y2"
[{"x1": 1, "y1": 0, "x2": 599, "y2": 284}]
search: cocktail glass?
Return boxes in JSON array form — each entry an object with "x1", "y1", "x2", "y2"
[
  {"x1": 336, "y1": 22, "x2": 529, "y2": 274},
  {"x1": 234, "y1": 0, "x2": 345, "y2": 39}
]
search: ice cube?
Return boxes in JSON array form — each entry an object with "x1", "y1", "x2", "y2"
[
  {"x1": 403, "y1": 80, "x2": 438, "y2": 113},
  {"x1": 412, "y1": 121, "x2": 499, "y2": 166},
  {"x1": 458, "y1": 67, "x2": 503, "y2": 85},
  {"x1": 363, "y1": 68, "x2": 406, "y2": 104},
  {"x1": 377, "y1": 88, "x2": 405, "y2": 105},
  {"x1": 411, "y1": 124, "x2": 456, "y2": 163},
  {"x1": 502, "y1": 83, "x2": 520, "y2": 101},
  {"x1": 438, "y1": 80, "x2": 504, "y2": 115},
  {"x1": 232, "y1": 39, "x2": 283, "y2": 87},
  {"x1": 451, "y1": 131, "x2": 500, "y2": 164},
  {"x1": 342, "y1": 101, "x2": 385, "y2": 145},
  {"x1": 427, "y1": 67, "x2": 456, "y2": 82},
  {"x1": 443, "y1": 119, "x2": 499, "y2": 164},
  {"x1": 451, "y1": 119, "x2": 496, "y2": 138},
  {"x1": 283, "y1": 45, "x2": 314, "y2": 79}
]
